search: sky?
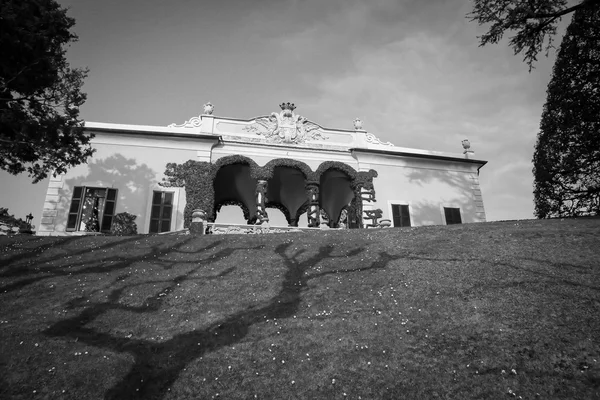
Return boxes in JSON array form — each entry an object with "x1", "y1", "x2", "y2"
[{"x1": 0, "y1": 0, "x2": 572, "y2": 226}]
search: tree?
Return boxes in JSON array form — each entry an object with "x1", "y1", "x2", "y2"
[
  {"x1": 0, "y1": 0, "x2": 93, "y2": 183},
  {"x1": 469, "y1": 0, "x2": 600, "y2": 70},
  {"x1": 532, "y1": 5, "x2": 600, "y2": 218}
]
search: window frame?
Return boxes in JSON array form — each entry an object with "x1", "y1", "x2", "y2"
[
  {"x1": 66, "y1": 186, "x2": 118, "y2": 233},
  {"x1": 387, "y1": 200, "x2": 413, "y2": 228},
  {"x1": 144, "y1": 185, "x2": 181, "y2": 234},
  {"x1": 442, "y1": 206, "x2": 462, "y2": 225},
  {"x1": 391, "y1": 204, "x2": 411, "y2": 227},
  {"x1": 149, "y1": 190, "x2": 174, "y2": 234}
]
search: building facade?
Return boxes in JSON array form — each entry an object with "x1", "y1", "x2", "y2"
[{"x1": 37, "y1": 103, "x2": 487, "y2": 235}]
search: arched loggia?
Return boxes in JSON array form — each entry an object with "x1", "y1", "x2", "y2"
[
  {"x1": 262, "y1": 159, "x2": 313, "y2": 226},
  {"x1": 212, "y1": 155, "x2": 261, "y2": 223}
]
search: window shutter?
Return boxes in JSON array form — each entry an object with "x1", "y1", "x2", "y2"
[
  {"x1": 400, "y1": 205, "x2": 411, "y2": 227},
  {"x1": 67, "y1": 186, "x2": 84, "y2": 231},
  {"x1": 101, "y1": 188, "x2": 118, "y2": 232},
  {"x1": 392, "y1": 205, "x2": 402, "y2": 227}
]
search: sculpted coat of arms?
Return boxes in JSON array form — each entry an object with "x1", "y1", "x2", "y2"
[{"x1": 244, "y1": 103, "x2": 328, "y2": 144}]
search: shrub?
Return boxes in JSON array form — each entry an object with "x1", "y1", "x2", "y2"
[{"x1": 110, "y1": 212, "x2": 138, "y2": 235}]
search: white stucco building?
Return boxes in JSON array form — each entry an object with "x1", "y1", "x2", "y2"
[{"x1": 37, "y1": 102, "x2": 487, "y2": 235}]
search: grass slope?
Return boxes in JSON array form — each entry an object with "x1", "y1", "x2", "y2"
[{"x1": 0, "y1": 219, "x2": 599, "y2": 399}]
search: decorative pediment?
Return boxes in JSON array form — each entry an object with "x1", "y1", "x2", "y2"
[{"x1": 243, "y1": 103, "x2": 328, "y2": 144}]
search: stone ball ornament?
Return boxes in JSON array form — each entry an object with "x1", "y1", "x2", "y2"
[{"x1": 203, "y1": 102, "x2": 214, "y2": 115}]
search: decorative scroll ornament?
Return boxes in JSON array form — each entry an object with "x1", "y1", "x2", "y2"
[
  {"x1": 365, "y1": 132, "x2": 394, "y2": 147},
  {"x1": 244, "y1": 102, "x2": 328, "y2": 144},
  {"x1": 167, "y1": 102, "x2": 213, "y2": 128},
  {"x1": 168, "y1": 115, "x2": 202, "y2": 128}
]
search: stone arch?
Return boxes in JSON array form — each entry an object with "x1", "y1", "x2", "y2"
[
  {"x1": 315, "y1": 161, "x2": 358, "y2": 227},
  {"x1": 212, "y1": 155, "x2": 261, "y2": 222},
  {"x1": 314, "y1": 161, "x2": 358, "y2": 182},
  {"x1": 261, "y1": 158, "x2": 314, "y2": 180},
  {"x1": 260, "y1": 158, "x2": 314, "y2": 226},
  {"x1": 212, "y1": 155, "x2": 261, "y2": 178}
]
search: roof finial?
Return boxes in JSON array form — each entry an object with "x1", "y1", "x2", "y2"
[
  {"x1": 203, "y1": 102, "x2": 214, "y2": 115},
  {"x1": 353, "y1": 118, "x2": 363, "y2": 131}
]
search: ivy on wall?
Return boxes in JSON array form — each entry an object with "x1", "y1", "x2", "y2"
[{"x1": 161, "y1": 157, "x2": 378, "y2": 228}]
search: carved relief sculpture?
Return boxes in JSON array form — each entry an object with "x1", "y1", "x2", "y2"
[{"x1": 244, "y1": 103, "x2": 328, "y2": 144}]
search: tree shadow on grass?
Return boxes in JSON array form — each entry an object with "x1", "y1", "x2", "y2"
[
  {"x1": 0, "y1": 235, "x2": 190, "y2": 293},
  {"x1": 43, "y1": 241, "x2": 403, "y2": 399}
]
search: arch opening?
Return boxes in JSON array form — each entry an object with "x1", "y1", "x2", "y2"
[
  {"x1": 266, "y1": 166, "x2": 308, "y2": 226},
  {"x1": 319, "y1": 169, "x2": 355, "y2": 227},
  {"x1": 213, "y1": 164, "x2": 257, "y2": 223}
]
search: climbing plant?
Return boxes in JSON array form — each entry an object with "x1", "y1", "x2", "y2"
[{"x1": 162, "y1": 157, "x2": 378, "y2": 228}]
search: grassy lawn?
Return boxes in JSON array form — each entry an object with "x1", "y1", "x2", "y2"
[{"x1": 1, "y1": 218, "x2": 599, "y2": 399}]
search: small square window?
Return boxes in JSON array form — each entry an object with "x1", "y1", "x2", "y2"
[
  {"x1": 444, "y1": 207, "x2": 462, "y2": 225},
  {"x1": 392, "y1": 204, "x2": 411, "y2": 227}
]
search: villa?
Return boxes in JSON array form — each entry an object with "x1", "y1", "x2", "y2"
[{"x1": 37, "y1": 102, "x2": 487, "y2": 235}]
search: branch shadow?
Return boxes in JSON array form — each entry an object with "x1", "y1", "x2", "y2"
[
  {"x1": 42, "y1": 241, "x2": 403, "y2": 399},
  {"x1": 405, "y1": 168, "x2": 481, "y2": 225},
  {"x1": 59, "y1": 154, "x2": 159, "y2": 231}
]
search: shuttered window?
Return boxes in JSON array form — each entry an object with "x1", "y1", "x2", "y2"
[
  {"x1": 149, "y1": 191, "x2": 173, "y2": 233},
  {"x1": 444, "y1": 207, "x2": 462, "y2": 225},
  {"x1": 391, "y1": 204, "x2": 411, "y2": 227},
  {"x1": 101, "y1": 189, "x2": 118, "y2": 233},
  {"x1": 66, "y1": 186, "x2": 84, "y2": 230},
  {"x1": 66, "y1": 186, "x2": 118, "y2": 232}
]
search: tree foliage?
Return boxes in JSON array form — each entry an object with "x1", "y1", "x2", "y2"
[
  {"x1": 532, "y1": 5, "x2": 600, "y2": 218},
  {"x1": 469, "y1": 0, "x2": 600, "y2": 70},
  {"x1": 0, "y1": 0, "x2": 93, "y2": 183}
]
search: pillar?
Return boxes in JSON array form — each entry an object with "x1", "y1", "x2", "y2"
[
  {"x1": 255, "y1": 180, "x2": 269, "y2": 225},
  {"x1": 306, "y1": 182, "x2": 320, "y2": 227}
]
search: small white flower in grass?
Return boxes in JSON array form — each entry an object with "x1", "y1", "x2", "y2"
[
  {"x1": 291, "y1": 381, "x2": 295, "y2": 385},
  {"x1": 511, "y1": 369, "x2": 517, "y2": 375}
]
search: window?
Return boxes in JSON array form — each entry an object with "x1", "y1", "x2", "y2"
[
  {"x1": 66, "y1": 187, "x2": 118, "y2": 232},
  {"x1": 391, "y1": 204, "x2": 411, "y2": 227},
  {"x1": 444, "y1": 207, "x2": 462, "y2": 225},
  {"x1": 149, "y1": 191, "x2": 173, "y2": 233}
]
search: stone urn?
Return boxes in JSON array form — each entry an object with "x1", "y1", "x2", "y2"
[
  {"x1": 190, "y1": 209, "x2": 207, "y2": 234},
  {"x1": 379, "y1": 219, "x2": 392, "y2": 228},
  {"x1": 353, "y1": 118, "x2": 363, "y2": 130},
  {"x1": 203, "y1": 102, "x2": 214, "y2": 115},
  {"x1": 462, "y1": 139, "x2": 471, "y2": 151}
]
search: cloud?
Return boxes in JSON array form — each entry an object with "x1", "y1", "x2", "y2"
[{"x1": 260, "y1": 0, "x2": 554, "y2": 220}]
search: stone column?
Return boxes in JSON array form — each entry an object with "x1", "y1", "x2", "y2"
[
  {"x1": 255, "y1": 180, "x2": 269, "y2": 225},
  {"x1": 360, "y1": 185, "x2": 377, "y2": 228},
  {"x1": 305, "y1": 183, "x2": 320, "y2": 227}
]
